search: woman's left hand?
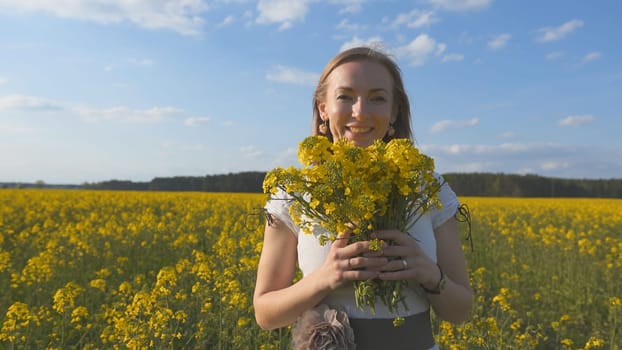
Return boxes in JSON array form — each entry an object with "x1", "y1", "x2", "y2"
[{"x1": 368, "y1": 229, "x2": 440, "y2": 288}]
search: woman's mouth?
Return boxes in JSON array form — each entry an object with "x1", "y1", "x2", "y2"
[{"x1": 347, "y1": 126, "x2": 372, "y2": 134}]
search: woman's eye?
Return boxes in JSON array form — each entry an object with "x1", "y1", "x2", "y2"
[
  {"x1": 370, "y1": 96, "x2": 387, "y2": 103},
  {"x1": 337, "y1": 95, "x2": 353, "y2": 101}
]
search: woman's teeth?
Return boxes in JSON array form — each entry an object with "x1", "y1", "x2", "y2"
[{"x1": 349, "y1": 127, "x2": 371, "y2": 133}]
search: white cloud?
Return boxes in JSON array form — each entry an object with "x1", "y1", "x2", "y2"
[
  {"x1": 0, "y1": 0, "x2": 209, "y2": 36},
  {"x1": 340, "y1": 36, "x2": 386, "y2": 52},
  {"x1": 0, "y1": 123, "x2": 35, "y2": 134},
  {"x1": 540, "y1": 161, "x2": 569, "y2": 171},
  {"x1": 392, "y1": 9, "x2": 438, "y2": 28},
  {"x1": 217, "y1": 15, "x2": 235, "y2": 28},
  {"x1": 426, "y1": 0, "x2": 491, "y2": 11},
  {"x1": 75, "y1": 106, "x2": 183, "y2": 123},
  {"x1": 423, "y1": 142, "x2": 537, "y2": 155},
  {"x1": 329, "y1": 0, "x2": 365, "y2": 14},
  {"x1": 545, "y1": 51, "x2": 564, "y2": 60},
  {"x1": 436, "y1": 43, "x2": 447, "y2": 56},
  {"x1": 256, "y1": 0, "x2": 309, "y2": 30},
  {"x1": 270, "y1": 147, "x2": 297, "y2": 167},
  {"x1": 442, "y1": 53, "x2": 464, "y2": 62},
  {"x1": 498, "y1": 131, "x2": 517, "y2": 139},
  {"x1": 457, "y1": 31, "x2": 475, "y2": 45},
  {"x1": 105, "y1": 58, "x2": 154, "y2": 72},
  {"x1": 0, "y1": 76, "x2": 7, "y2": 85},
  {"x1": 536, "y1": 19, "x2": 583, "y2": 42},
  {"x1": 237, "y1": 9, "x2": 253, "y2": 26},
  {"x1": 0, "y1": 94, "x2": 64, "y2": 111},
  {"x1": 266, "y1": 65, "x2": 319, "y2": 86},
  {"x1": 558, "y1": 115, "x2": 594, "y2": 127},
  {"x1": 395, "y1": 34, "x2": 441, "y2": 66},
  {"x1": 449, "y1": 161, "x2": 494, "y2": 173},
  {"x1": 488, "y1": 33, "x2": 511, "y2": 50},
  {"x1": 581, "y1": 51, "x2": 602, "y2": 63},
  {"x1": 418, "y1": 141, "x2": 622, "y2": 178},
  {"x1": 240, "y1": 145, "x2": 263, "y2": 157},
  {"x1": 0, "y1": 94, "x2": 187, "y2": 124},
  {"x1": 336, "y1": 19, "x2": 365, "y2": 31},
  {"x1": 161, "y1": 140, "x2": 207, "y2": 152},
  {"x1": 184, "y1": 116, "x2": 211, "y2": 126},
  {"x1": 129, "y1": 58, "x2": 155, "y2": 66},
  {"x1": 430, "y1": 117, "x2": 479, "y2": 133}
]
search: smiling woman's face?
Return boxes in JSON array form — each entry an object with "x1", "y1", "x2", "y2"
[{"x1": 317, "y1": 60, "x2": 396, "y2": 147}]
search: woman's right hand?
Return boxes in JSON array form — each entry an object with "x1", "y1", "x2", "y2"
[
  {"x1": 320, "y1": 230, "x2": 389, "y2": 291},
  {"x1": 255, "y1": 223, "x2": 387, "y2": 330}
]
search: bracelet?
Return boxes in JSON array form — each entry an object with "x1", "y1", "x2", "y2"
[{"x1": 421, "y1": 264, "x2": 446, "y2": 294}]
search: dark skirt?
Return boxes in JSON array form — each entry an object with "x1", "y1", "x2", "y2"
[{"x1": 349, "y1": 310, "x2": 435, "y2": 350}]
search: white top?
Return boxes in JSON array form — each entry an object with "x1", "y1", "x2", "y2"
[{"x1": 265, "y1": 174, "x2": 459, "y2": 319}]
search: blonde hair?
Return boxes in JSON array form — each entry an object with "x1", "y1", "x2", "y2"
[{"x1": 312, "y1": 46, "x2": 413, "y2": 142}]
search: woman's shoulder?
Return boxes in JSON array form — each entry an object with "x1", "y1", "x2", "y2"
[
  {"x1": 264, "y1": 188, "x2": 298, "y2": 237},
  {"x1": 430, "y1": 172, "x2": 460, "y2": 228},
  {"x1": 433, "y1": 173, "x2": 455, "y2": 198}
]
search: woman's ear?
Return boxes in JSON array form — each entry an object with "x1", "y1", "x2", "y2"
[
  {"x1": 391, "y1": 105, "x2": 399, "y2": 124},
  {"x1": 317, "y1": 101, "x2": 327, "y2": 120}
]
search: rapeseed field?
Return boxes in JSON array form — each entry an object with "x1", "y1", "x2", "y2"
[{"x1": 0, "y1": 190, "x2": 620, "y2": 349}]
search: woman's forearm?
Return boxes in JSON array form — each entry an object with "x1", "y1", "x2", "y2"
[
  {"x1": 427, "y1": 276, "x2": 473, "y2": 324},
  {"x1": 254, "y1": 269, "x2": 332, "y2": 330}
]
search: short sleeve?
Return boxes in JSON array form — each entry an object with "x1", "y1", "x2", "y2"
[
  {"x1": 264, "y1": 188, "x2": 298, "y2": 237},
  {"x1": 431, "y1": 174, "x2": 460, "y2": 229}
]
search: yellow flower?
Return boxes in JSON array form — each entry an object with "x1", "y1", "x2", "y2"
[
  {"x1": 90, "y1": 278, "x2": 107, "y2": 292},
  {"x1": 237, "y1": 317, "x2": 250, "y2": 327},
  {"x1": 486, "y1": 317, "x2": 499, "y2": 335},
  {"x1": 551, "y1": 321, "x2": 560, "y2": 331},
  {"x1": 71, "y1": 306, "x2": 89, "y2": 325},
  {"x1": 53, "y1": 282, "x2": 84, "y2": 314},
  {"x1": 583, "y1": 336, "x2": 605, "y2": 349},
  {"x1": 263, "y1": 135, "x2": 441, "y2": 324}
]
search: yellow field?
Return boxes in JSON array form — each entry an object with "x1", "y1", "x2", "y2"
[{"x1": 0, "y1": 190, "x2": 620, "y2": 349}]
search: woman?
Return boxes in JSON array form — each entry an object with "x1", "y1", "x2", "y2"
[{"x1": 254, "y1": 46, "x2": 472, "y2": 349}]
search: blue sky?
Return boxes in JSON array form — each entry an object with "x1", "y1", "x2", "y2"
[{"x1": 1, "y1": 0, "x2": 620, "y2": 184}]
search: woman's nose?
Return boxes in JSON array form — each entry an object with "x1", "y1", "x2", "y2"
[{"x1": 352, "y1": 97, "x2": 368, "y2": 119}]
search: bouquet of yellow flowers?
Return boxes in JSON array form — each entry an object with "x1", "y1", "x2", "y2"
[{"x1": 262, "y1": 135, "x2": 442, "y2": 325}]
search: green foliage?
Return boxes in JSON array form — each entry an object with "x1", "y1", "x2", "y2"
[{"x1": 443, "y1": 173, "x2": 622, "y2": 198}]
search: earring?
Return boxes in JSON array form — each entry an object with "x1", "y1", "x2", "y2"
[
  {"x1": 387, "y1": 123, "x2": 395, "y2": 137},
  {"x1": 319, "y1": 120, "x2": 328, "y2": 134}
]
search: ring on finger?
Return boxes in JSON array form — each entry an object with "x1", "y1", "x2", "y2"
[{"x1": 401, "y1": 259, "x2": 408, "y2": 269}]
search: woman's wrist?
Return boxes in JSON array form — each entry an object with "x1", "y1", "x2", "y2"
[{"x1": 420, "y1": 264, "x2": 446, "y2": 294}]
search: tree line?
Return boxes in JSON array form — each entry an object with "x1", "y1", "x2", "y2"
[
  {"x1": 3, "y1": 172, "x2": 621, "y2": 198},
  {"x1": 81, "y1": 172, "x2": 268, "y2": 193},
  {"x1": 75, "y1": 172, "x2": 622, "y2": 198},
  {"x1": 441, "y1": 173, "x2": 622, "y2": 198}
]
